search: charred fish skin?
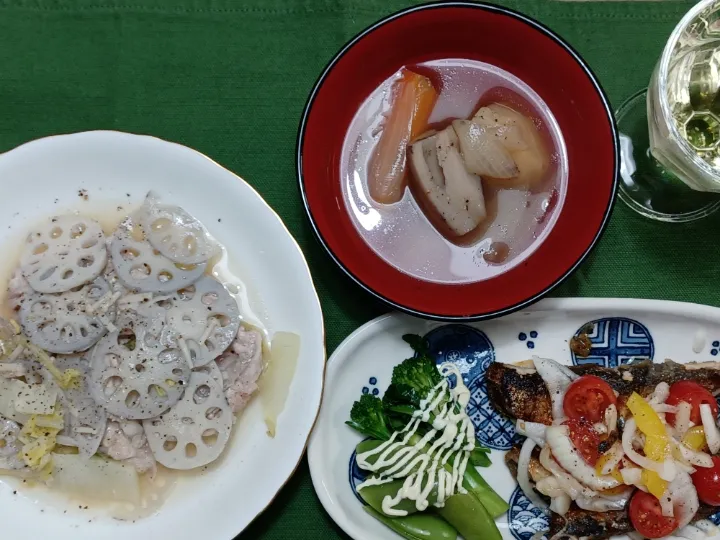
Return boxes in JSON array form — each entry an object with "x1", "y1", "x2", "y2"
[
  {"x1": 486, "y1": 361, "x2": 554, "y2": 425},
  {"x1": 648, "y1": 359, "x2": 720, "y2": 390},
  {"x1": 486, "y1": 359, "x2": 720, "y2": 425},
  {"x1": 549, "y1": 508, "x2": 632, "y2": 540}
]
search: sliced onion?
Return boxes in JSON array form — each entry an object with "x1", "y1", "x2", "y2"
[
  {"x1": 518, "y1": 437, "x2": 548, "y2": 510},
  {"x1": 660, "y1": 488, "x2": 674, "y2": 517},
  {"x1": 546, "y1": 425, "x2": 620, "y2": 490},
  {"x1": 539, "y1": 445, "x2": 596, "y2": 499},
  {"x1": 652, "y1": 403, "x2": 679, "y2": 414},
  {"x1": 676, "y1": 525, "x2": 706, "y2": 540},
  {"x1": 622, "y1": 418, "x2": 677, "y2": 482},
  {"x1": 56, "y1": 435, "x2": 79, "y2": 447},
  {"x1": 620, "y1": 466, "x2": 643, "y2": 486},
  {"x1": 694, "y1": 520, "x2": 719, "y2": 536},
  {"x1": 599, "y1": 441, "x2": 624, "y2": 475},
  {"x1": 534, "y1": 355, "x2": 578, "y2": 381},
  {"x1": 575, "y1": 489, "x2": 631, "y2": 512},
  {"x1": 675, "y1": 402, "x2": 693, "y2": 437},
  {"x1": 535, "y1": 476, "x2": 564, "y2": 498},
  {"x1": 675, "y1": 460, "x2": 697, "y2": 475},
  {"x1": 668, "y1": 470, "x2": 699, "y2": 529},
  {"x1": 550, "y1": 493, "x2": 571, "y2": 516},
  {"x1": 700, "y1": 403, "x2": 720, "y2": 454},
  {"x1": 648, "y1": 382, "x2": 670, "y2": 405},
  {"x1": 516, "y1": 420, "x2": 547, "y2": 448},
  {"x1": 672, "y1": 438, "x2": 712, "y2": 469},
  {"x1": 532, "y1": 357, "x2": 576, "y2": 423}
]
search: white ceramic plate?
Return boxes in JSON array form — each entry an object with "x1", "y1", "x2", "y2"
[
  {"x1": 0, "y1": 131, "x2": 325, "y2": 540},
  {"x1": 308, "y1": 298, "x2": 720, "y2": 540}
]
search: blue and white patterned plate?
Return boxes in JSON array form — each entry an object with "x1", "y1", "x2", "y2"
[{"x1": 307, "y1": 298, "x2": 720, "y2": 540}]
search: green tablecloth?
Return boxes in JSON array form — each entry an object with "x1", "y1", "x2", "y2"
[{"x1": 0, "y1": 0, "x2": 713, "y2": 537}]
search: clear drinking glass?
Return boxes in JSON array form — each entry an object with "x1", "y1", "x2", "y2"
[{"x1": 618, "y1": 0, "x2": 720, "y2": 222}]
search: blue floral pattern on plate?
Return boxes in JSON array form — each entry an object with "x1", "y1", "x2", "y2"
[
  {"x1": 508, "y1": 486, "x2": 549, "y2": 540},
  {"x1": 570, "y1": 317, "x2": 654, "y2": 368},
  {"x1": 421, "y1": 324, "x2": 515, "y2": 451},
  {"x1": 518, "y1": 331, "x2": 538, "y2": 349}
]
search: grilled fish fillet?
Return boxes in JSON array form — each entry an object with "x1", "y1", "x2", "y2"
[{"x1": 487, "y1": 359, "x2": 720, "y2": 426}]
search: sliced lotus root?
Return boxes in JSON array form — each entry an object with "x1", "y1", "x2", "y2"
[
  {"x1": 192, "y1": 360, "x2": 223, "y2": 387},
  {"x1": 20, "y1": 215, "x2": 107, "y2": 293},
  {"x1": 19, "y1": 277, "x2": 117, "y2": 354},
  {"x1": 142, "y1": 369, "x2": 232, "y2": 470},
  {"x1": 110, "y1": 217, "x2": 206, "y2": 293},
  {"x1": 161, "y1": 277, "x2": 240, "y2": 367},
  {"x1": 89, "y1": 328, "x2": 191, "y2": 420},
  {"x1": 102, "y1": 259, "x2": 129, "y2": 296},
  {"x1": 54, "y1": 355, "x2": 107, "y2": 458},
  {"x1": 139, "y1": 192, "x2": 218, "y2": 265}
]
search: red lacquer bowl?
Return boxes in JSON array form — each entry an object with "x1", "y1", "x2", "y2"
[{"x1": 297, "y1": 1, "x2": 618, "y2": 321}]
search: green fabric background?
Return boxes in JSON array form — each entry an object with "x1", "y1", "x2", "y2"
[{"x1": 0, "y1": 0, "x2": 713, "y2": 537}]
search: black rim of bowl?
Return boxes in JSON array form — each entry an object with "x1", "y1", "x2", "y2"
[{"x1": 296, "y1": 0, "x2": 619, "y2": 322}]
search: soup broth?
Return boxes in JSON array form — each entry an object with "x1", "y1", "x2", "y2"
[{"x1": 341, "y1": 59, "x2": 568, "y2": 284}]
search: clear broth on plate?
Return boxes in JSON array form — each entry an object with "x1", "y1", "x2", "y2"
[{"x1": 341, "y1": 59, "x2": 568, "y2": 284}]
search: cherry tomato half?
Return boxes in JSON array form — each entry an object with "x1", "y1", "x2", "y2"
[
  {"x1": 564, "y1": 417, "x2": 600, "y2": 466},
  {"x1": 628, "y1": 490, "x2": 678, "y2": 539},
  {"x1": 692, "y1": 455, "x2": 720, "y2": 506},
  {"x1": 563, "y1": 375, "x2": 617, "y2": 424},
  {"x1": 666, "y1": 380, "x2": 718, "y2": 426}
]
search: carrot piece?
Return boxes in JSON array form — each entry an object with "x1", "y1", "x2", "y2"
[{"x1": 368, "y1": 69, "x2": 438, "y2": 205}]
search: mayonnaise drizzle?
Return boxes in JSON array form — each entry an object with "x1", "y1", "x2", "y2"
[{"x1": 356, "y1": 363, "x2": 476, "y2": 516}]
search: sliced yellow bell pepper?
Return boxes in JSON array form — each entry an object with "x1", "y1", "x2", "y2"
[
  {"x1": 641, "y1": 469, "x2": 667, "y2": 500},
  {"x1": 595, "y1": 451, "x2": 624, "y2": 484},
  {"x1": 683, "y1": 426, "x2": 708, "y2": 452},
  {"x1": 627, "y1": 392, "x2": 669, "y2": 499}
]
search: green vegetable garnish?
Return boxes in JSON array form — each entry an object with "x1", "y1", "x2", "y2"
[
  {"x1": 346, "y1": 394, "x2": 392, "y2": 442},
  {"x1": 346, "y1": 333, "x2": 508, "y2": 540}
]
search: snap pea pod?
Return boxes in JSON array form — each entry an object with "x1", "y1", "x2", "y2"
[
  {"x1": 356, "y1": 441, "x2": 501, "y2": 540},
  {"x1": 435, "y1": 488, "x2": 502, "y2": 540},
  {"x1": 355, "y1": 439, "x2": 508, "y2": 518},
  {"x1": 363, "y1": 506, "x2": 457, "y2": 540},
  {"x1": 459, "y1": 458, "x2": 508, "y2": 518},
  {"x1": 359, "y1": 478, "x2": 436, "y2": 515},
  {"x1": 360, "y1": 476, "x2": 499, "y2": 540}
]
